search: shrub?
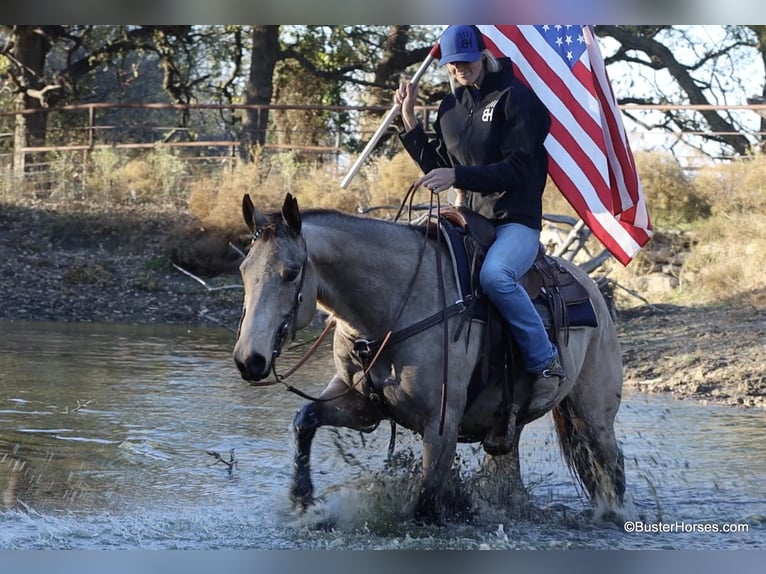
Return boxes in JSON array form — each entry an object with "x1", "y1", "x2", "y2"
[
  {"x1": 693, "y1": 152, "x2": 766, "y2": 215},
  {"x1": 634, "y1": 151, "x2": 711, "y2": 227}
]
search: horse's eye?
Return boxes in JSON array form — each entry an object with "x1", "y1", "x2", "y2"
[{"x1": 282, "y1": 267, "x2": 300, "y2": 283}]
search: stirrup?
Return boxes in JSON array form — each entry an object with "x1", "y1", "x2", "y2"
[{"x1": 527, "y1": 365, "x2": 565, "y2": 416}]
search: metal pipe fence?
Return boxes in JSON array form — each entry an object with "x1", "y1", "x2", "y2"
[{"x1": 2, "y1": 101, "x2": 766, "y2": 189}]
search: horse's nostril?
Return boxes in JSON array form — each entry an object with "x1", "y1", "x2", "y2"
[{"x1": 235, "y1": 353, "x2": 268, "y2": 381}]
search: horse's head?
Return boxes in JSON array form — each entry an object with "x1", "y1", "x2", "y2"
[{"x1": 233, "y1": 193, "x2": 318, "y2": 383}]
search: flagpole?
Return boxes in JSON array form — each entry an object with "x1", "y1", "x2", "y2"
[{"x1": 341, "y1": 49, "x2": 438, "y2": 189}]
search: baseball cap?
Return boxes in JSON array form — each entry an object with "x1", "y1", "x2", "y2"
[{"x1": 438, "y1": 25, "x2": 486, "y2": 67}]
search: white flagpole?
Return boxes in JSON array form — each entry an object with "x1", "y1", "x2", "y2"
[{"x1": 341, "y1": 51, "x2": 437, "y2": 189}]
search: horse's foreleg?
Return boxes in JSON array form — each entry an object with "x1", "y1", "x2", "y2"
[
  {"x1": 290, "y1": 376, "x2": 384, "y2": 509},
  {"x1": 291, "y1": 402, "x2": 320, "y2": 508},
  {"x1": 414, "y1": 416, "x2": 460, "y2": 523}
]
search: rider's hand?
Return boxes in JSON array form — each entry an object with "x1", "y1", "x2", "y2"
[
  {"x1": 414, "y1": 167, "x2": 456, "y2": 195},
  {"x1": 394, "y1": 81, "x2": 418, "y2": 131}
]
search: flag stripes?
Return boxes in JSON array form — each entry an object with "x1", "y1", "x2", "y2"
[{"x1": 475, "y1": 25, "x2": 652, "y2": 265}]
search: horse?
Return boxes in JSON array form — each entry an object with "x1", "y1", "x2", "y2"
[{"x1": 233, "y1": 192, "x2": 626, "y2": 523}]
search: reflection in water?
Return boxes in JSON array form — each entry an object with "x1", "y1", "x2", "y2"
[{"x1": 0, "y1": 320, "x2": 764, "y2": 549}]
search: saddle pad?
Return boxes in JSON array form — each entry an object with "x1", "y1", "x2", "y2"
[
  {"x1": 534, "y1": 296, "x2": 598, "y2": 329},
  {"x1": 436, "y1": 218, "x2": 489, "y2": 322}
]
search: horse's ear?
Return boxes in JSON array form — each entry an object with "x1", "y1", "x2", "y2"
[
  {"x1": 242, "y1": 193, "x2": 267, "y2": 234},
  {"x1": 281, "y1": 193, "x2": 302, "y2": 236}
]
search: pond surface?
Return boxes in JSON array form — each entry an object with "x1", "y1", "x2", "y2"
[{"x1": 0, "y1": 320, "x2": 764, "y2": 549}]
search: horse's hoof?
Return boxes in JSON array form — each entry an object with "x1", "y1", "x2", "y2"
[
  {"x1": 413, "y1": 506, "x2": 442, "y2": 525},
  {"x1": 290, "y1": 492, "x2": 315, "y2": 511},
  {"x1": 482, "y1": 435, "x2": 512, "y2": 456},
  {"x1": 290, "y1": 481, "x2": 315, "y2": 511},
  {"x1": 413, "y1": 492, "x2": 444, "y2": 525}
]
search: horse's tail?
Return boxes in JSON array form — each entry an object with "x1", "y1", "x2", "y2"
[{"x1": 551, "y1": 397, "x2": 625, "y2": 514}]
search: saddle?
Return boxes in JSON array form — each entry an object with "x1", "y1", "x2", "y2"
[
  {"x1": 427, "y1": 206, "x2": 597, "y2": 346},
  {"x1": 423, "y1": 207, "x2": 598, "y2": 442}
]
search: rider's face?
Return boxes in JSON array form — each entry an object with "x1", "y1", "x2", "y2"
[{"x1": 446, "y1": 59, "x2": 484, "y2": 87}]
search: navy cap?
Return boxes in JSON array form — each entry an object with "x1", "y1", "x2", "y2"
[{"x1": 438, "y1": 25, "x2": 485, "y2": 67}]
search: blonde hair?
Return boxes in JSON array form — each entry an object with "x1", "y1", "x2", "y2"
[{"x1": 447, "y1": 50, "x2": 502, "y2": 94}]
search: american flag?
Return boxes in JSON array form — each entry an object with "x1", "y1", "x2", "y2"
[{"x1": 458, "y1": 25, "x2": 652, "y2": 265}]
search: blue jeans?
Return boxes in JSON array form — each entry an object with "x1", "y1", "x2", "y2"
[{"x1": 479, "y1": 222, "x2": 557, "y2": 373}]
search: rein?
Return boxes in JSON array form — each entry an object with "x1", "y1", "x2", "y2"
[
  {"x1": 353, "y1": 185, "x2": 456, "y2": 435},
  {"x1": 242, "y1": 187, "x2": 466, "y2": 425}
]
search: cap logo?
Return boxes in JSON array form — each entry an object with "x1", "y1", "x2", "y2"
[{"x1": 458, "y1": 30, "x2": 475, "y2": 50}]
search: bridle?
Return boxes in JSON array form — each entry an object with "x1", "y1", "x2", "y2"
[
  {"x1": 270, "y1": 258, "x2": 307, "y2": 369},
  {"x1": 236, "y1": 226, "x2": 310, "y2": 387},
  {"x1": 238, "y1": 189, "x2": 465, "y2": 431},
  {"x1": 236, "y1": 215, "x2": 416, "y2": 404},
  {"x1": 236, "y1": 227, "x2": 359, "y2": 402}
]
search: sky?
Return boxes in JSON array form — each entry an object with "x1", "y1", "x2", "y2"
[{"x1": 597, "y1": 26, "x2": 766, "y2": 165}]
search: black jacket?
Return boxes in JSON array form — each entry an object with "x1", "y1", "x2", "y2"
[{"x1": 399, "y1": 61, "x2": 551, "y2": 229}]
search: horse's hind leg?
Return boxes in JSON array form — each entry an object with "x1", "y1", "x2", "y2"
[
  {"x1": 552, "y1": 395, "x2": 625, "y2": 519},
  {"x1": 478, "y1": 428, "x2": 531, "y2": 512}
]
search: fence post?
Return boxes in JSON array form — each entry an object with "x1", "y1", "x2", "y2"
[{"x1": 12, "y1": 111, "x2": 26, "y2": 182}]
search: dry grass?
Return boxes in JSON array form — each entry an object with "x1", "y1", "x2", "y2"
[
  {"x1": 679, "y1": 213, "x2": 766, "y2": 303},
  {"x1": 605, "y1": 151, "x2": 766, "y2": 306},
  {"x1": 2, "y1": 146, "x2": 765, "y2": 307}
]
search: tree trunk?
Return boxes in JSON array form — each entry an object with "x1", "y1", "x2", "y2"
[
  {"x1": 239, "y1": 25, "x2": 280, "y2": 162},
  {"x1": 11, "y1": 26, "x2": 51, "y2": 181}
]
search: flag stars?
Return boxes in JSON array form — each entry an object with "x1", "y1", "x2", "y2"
[{"x1": 537, "y1": 25, "x2": 587, "y2": 64}]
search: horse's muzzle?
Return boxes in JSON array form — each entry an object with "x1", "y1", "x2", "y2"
[{"x1": 233, "y1": 352, "x2": 274, "y2": 384}]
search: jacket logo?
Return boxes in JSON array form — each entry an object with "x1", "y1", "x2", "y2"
[{"x1": 481, "y1": 98, "x2": 499, "y2": 122}]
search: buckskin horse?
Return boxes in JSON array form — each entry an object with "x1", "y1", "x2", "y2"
[{"x1": 233, "y1": 192, "x2": 625, "y2": 522}]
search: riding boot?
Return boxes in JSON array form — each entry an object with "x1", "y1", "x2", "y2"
[{"x1": 527, "y1": 356, "x2": 566, "y2": 416}]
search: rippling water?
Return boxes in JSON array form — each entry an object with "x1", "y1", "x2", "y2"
[{"x1": 0, "y1": 320, "x2": 764, "y2": 549}]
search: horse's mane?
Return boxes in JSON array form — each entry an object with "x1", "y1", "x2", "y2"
[
  {"x1": 267, "y1": 207, "x2": 424, "y2": 243},
  {"x1": 301, "y1": 208, "x2": 409, "y2": 231}
]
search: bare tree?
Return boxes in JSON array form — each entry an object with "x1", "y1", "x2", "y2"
[{"x1": 597, "y1": 25, "x2": 766, "y2": 157}]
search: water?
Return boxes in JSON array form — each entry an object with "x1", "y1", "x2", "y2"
[{"x1": 0, "y1": 320, "x2": 764, "y2": 549}]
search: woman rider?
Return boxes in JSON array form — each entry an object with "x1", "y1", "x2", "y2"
[{"x1": 394, "y1": 25, "x2": 566, "y2": 429}]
